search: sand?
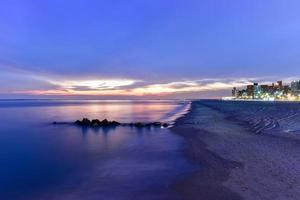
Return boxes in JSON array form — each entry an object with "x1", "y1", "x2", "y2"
[{"x1": 172, "y1": 101, "x2": 300, "y2": 200}]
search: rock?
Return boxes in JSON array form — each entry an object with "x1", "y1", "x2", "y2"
[
  {"x1": 110, "y1": 121, "x2": 121, "y2": 126},
  {"x1": 162, "y1": 123, "x2": 169, "y2": 128},
  {"x1": 75, "y1": 120, "x2": 81, "y2": 125},
  {"x1": 75, "y1": 118, "x2": 91, "y2": 126},
  {"x1": 73, "y1": 118, "x2": 168, "y2": 128},
  {"x1": 91, "y1": 119, "x2": 101, "y2": 127},
  {"x1": 134, "y1": 122, "x2": 144, "y2": 128},
  {"x1": 82, "y1": 118, "x2": 91, "y2": 126},
  {"x1": 101, "y1": 119, "x2": 109, "y2": 125}
]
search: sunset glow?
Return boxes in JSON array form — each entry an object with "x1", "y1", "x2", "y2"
[{"x1": 9, "y1": 76, "x2": 294, "y2": 97}]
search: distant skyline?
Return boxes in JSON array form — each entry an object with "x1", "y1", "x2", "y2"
[{"x1": 1, "y1": 0, "x2": 300, "y2": 99}]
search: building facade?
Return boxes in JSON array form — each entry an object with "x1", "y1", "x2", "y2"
[
  {"x1": 291, "y1": 80, "x2": 300, "y2": 95},
  {"x1": 231, "y1": 80, "x2": 300, "y2": 100}
]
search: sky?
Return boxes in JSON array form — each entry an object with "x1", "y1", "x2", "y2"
[{"x1": 0, "y1": 0, "x2": 300, "y2": 99}]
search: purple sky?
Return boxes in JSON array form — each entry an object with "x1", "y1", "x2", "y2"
[{"x1": 0, "y1": 0, "x2": 300, "y2": 99}]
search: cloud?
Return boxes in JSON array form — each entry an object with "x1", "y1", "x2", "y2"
[
  {"x1": 51, "y1": 79, "x2": 139, "y2": 90},
  {"x1": 1, "y1": 63, "x2": 299, "y2": 98}
]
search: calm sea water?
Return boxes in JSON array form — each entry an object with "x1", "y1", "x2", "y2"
[{"x1": 0, "y1": 100, "x2": 192, "y2": 200}]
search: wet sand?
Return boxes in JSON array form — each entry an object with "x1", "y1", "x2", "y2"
[{"x1": 172, "y1": 101, "x2": 300, "y2": 200}]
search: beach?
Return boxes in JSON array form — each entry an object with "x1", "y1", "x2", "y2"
[{"x1": 172, "y1": 100, "x2": 300, "y2": 200}]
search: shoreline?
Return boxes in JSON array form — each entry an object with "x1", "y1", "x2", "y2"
[
  {"x1": 171, "y1": 101, "x2": 243, "y2": 200},
  {"x1": 171, "y1": 100, "x2": 300, "y2": 200},
  {"x1": 222, "y1": 98, "x2": 300, "y2": 102}
]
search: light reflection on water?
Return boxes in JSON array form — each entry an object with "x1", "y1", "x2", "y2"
[
  {"x1": 0, "y1": 100, "x2": 190, "y2": 124},
  {"x1": 0, "y1": 100, "x2": 192, "y2": 200}
]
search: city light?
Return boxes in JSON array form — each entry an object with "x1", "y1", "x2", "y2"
[{"x1": 230, "y1": 80, "x2": 300, "y2": 101}]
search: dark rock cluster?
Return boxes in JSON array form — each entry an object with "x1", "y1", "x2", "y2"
[
  {"x1": 75, "y1": 118, "x2": 121, "y2": 127},
  {"x1": 74, "y1": 118, "x2": 169, "y2": 128}
]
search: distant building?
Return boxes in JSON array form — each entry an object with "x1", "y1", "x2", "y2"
[
  {"x1": 277, "y1": 81, "x2": 283, "y2": 89},
  {"x1": 246, "y1": 85, "x2": 254, "y2": 98},
  {"x1": 260, "y1": 85, "x2": 269, "y2": 93},
  {"x1": 232, "y1": 87, "x2": 237, "y2": 97},
  {"x1": 253, "y1": 83, "x2": 261, "y2": 99},
  {"x1": 283, "y1": 86, "x2": 290, "y2": 95},
  {"x1": 231, "y1": 80, "x2": 300, "y2": 100},
  {"x1": 291, "y1": 80, "x2": 300, "y2": 95}
]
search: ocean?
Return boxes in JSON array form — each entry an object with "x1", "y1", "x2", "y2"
[{"x1": 0, "y1": 100, "x2": 192, "y2": 200}]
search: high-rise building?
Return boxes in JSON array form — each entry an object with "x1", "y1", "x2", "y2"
[
  {"x1": 231, "y1": 80, "x2": 299, "y2": 100},
  {"x1": 232, "y1": 87, "x2": 237, "y2": 97},
  {"x1": 277, "y1": 81, "x2": 283, "y2": 89},
  {"x1": 246, "y1": 85, "x2": 254, "y2": 97},
  {"x1": 283, "y1": 86, "x2": 290, "y2": 95},
  {"x1": 253, "y1": 83, "x2": 261, "y2": 98},
  {"x1": 291, "y1": 80, "x2": 300, "y2": 95},
  {"x1": 260, "y1": 85, "x2": 269, "y2": 93}
]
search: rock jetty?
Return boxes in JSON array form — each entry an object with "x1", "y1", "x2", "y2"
[{"x1": 74, "y1": 118, "x2": 169, "y2": 128}]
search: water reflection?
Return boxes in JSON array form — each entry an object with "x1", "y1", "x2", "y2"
[{"x1": 0, "y1": 100, "x2": 192, "y2": 200}]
